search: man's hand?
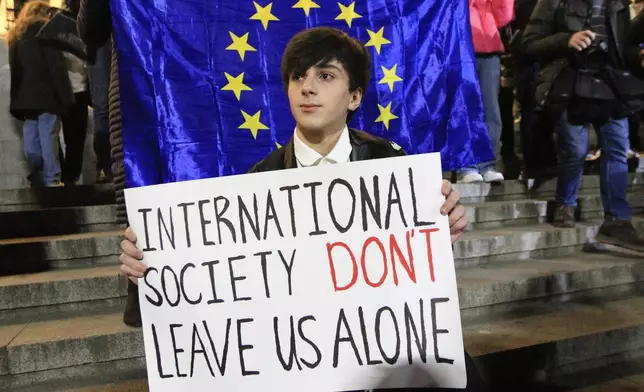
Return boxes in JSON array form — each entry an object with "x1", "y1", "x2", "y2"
[
  {"x1": 569, "y1": 30, "x2": 596, "y2": 51},
  {"x1": 120, "y1": 227, "x2": 147, "y2": 285},
  {"x1": 440, "y1": 180, "x2": 468, "y2": 243}
]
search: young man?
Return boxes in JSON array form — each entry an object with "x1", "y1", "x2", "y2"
[{"x1": 120, "y1": 27, "x2": 483, "y2": 391}]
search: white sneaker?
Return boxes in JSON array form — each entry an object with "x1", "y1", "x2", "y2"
[
  {"x1": 482, "y1": 170, "x2": 504, "y2": 183},
  {"x1": 459, "y1": 172, "x2": 484, "y2": 183}
]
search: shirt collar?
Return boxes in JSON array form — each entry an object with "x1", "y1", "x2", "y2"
[{"x1": 293, "y1": 125, "x2": 352, "y2": 167}]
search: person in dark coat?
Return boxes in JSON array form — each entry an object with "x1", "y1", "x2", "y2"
[
  {"x1": 77, "y1": 0, "x2": 134, "y2": 324},
  {"x1": 8, "y1": 0, "x2": 74, "y2": 187}
]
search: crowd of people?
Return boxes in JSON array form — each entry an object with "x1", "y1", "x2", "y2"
[
  {"x1": 468, "y1": 0, "x2": 644, "y2": 248},
  {"x1": 7, "y1": 0, "x2": 112, "y2": 188},
  {"x1": 6, "y1": 0, "x2": 644, "y2": 331},
  {"x1": 3, "y1": 0, "x2": 644, "y2": 390}
]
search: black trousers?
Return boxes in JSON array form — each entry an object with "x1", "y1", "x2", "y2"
[
  {"x1": 628, "y1": 112, "x2": 643, "y2": 151},
  {"x1": 61, "y1": 91, "x2": 90, "y2": 184},
  {"x1": 499, "y1": 84, "x2": 516, "y2": 160},
  {"x1": 516, "y1": 63, "x2": 557, "y2": 177}
]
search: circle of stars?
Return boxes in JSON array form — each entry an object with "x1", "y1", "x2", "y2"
[{"x1": 222, "y1": 1, "x2": 402, "y2": 141}]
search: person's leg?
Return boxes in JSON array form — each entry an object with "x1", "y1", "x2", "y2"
[
  {"x1": 89, "y1": 40, "x2": 112, "y2": 181},
  {"x1": 37, "y1": 112, "x2": 62, "y2": 186},
  {"x1": 499, "y1": 84, "x2": 516, "y2": 161},
  {"x1": 597, "y1": 117, "x2": 631, "y2": 220},
  {"x1": 61, "y1": 92, "x2": 89, "y2": 185},
  {"x1": 22, "y1": 118, "x2": 44, "y2": 186},
  {"x1": 629, "y1": 111, "x2": 643, "y2": 152},
  {"x1": 554, "y1": 110, "x2": 588, "y2": 227},
  {"x1": 594, "y1": 117, "x2": 644, "y2": 250},
  {"x1": 475, "y1": 55, "x2": 504, "y2": 182}
]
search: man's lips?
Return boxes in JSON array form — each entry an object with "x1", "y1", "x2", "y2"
[{"x1": 300, "y1": 104, "x2": 321, "y2": 112}]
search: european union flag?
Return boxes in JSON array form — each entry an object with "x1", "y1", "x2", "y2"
[{"x1": 111, "y1": 0, "x2": 494, "y2": 188}]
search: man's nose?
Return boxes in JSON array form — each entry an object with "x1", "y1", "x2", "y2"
[{"x1": 301, "y1": 75, "x2": 317, "y2": 95}]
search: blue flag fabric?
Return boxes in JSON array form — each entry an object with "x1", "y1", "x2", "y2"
[{"x1": 111, "y1": 0, "x2": 494, "y2": 188}]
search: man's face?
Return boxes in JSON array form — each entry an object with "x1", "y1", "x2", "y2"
[{"x1": 287, "y1": 59, "x2": 362, "y2": 135}]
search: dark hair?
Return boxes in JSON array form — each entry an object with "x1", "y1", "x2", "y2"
[{"x1": 281, "y1": 27, "x2": 371, "y2": 118}]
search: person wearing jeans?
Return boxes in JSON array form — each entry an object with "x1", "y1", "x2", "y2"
[
  {"x1": 8, "y1": 2, "x2": 76, "y2": 188},
  {"x1": 556, "y1": 111, "x2": 631, "y2": 221},
  {"x1": 23, "y1": 113, "x2": 62, "y2": 186},
  {"x1": 89, "y1": 40, "x2": 112, "y2": 183},
  {"x1": 462, "y1": 0, "x2": 515, "y2": 183}
]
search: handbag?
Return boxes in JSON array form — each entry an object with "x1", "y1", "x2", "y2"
[
  {"x1": 567, "y1": 68, "x2": 615, "y2": 124},
  {"x1": 36, "y1": 11, "x2": 87, "y2": 61}
]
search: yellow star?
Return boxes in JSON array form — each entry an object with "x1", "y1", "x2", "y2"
[
  {"x1": 292, "y1": 0, "x2": 320, "y2": 16},
  {"x1": 379, "y1": 64, "x2": 403, "y2": 92},
  {"x1": 239, "y1": 110, "x2": 269, "y2": 139},
  {"x1": 365, "y1": 27, "x2": 391, "y2": 55},
  {"x1": 335, "y1": 2, "x2": 362, "y2": 28},
  {"x1": 250, "y1": 2, "x2": 279, "y2": 30},
  {"x1": 275, "y1": 142, "x2": 282, "y2": 149},
  {"x1": 375, "y1": 102, "x2": 399, "y2": 130},
  {"x1": 226, "y1": 32, "x2": 257, "y2": 61},
  {"x1": 222, "y1": 72, "x2": 252, "y2": 101}
]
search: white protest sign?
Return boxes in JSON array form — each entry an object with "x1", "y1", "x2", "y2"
[{"x1": 124, "y1": 152, "x2": 466, "y2": 392}]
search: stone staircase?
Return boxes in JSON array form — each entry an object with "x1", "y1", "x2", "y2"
[{"x1": 1, "y1": 176, "x2": 644, "y2": 391}]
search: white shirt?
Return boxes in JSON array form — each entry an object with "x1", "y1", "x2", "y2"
[{"x1": 293, "y1": 126, "x2": 352, "y2": 167}]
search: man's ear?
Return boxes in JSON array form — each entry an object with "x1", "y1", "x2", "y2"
[{"x1": 348, "y1": 87, "x2": 363, "y2": 111}]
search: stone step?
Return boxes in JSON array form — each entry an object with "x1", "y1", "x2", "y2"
[
  {"x1": 572, "y1": 376, "x2": 644, "y2": 391},
  {"x1": 457, "y1": 250, "x2": 644, "y2": 309},
  {"x1": 1, "y1": 187, "x2": 641, "y2": 241},
  {"x1": 454, "y1": 173, "x2": 644, "y2": 202},
  {"x1": 64, "y1": 379, "x2": 149, "y2": 392},
  {"x1": 6, "y1": 358, "x2": 146, "y2": 392},
  {"x1": 0, "y1": 205, "x2": 123, "y2": 239},
  {"x1": 2, "y1": 248, "x2": 642, "y2": 326},
  {"x1": 0, "y1": 185, "x2": 115, "y2": 212},
  {"x1": 455, "y1": 216, "x2": 644, "y2": 267},
  {"x1": 466, "y1": 191, "x2": 644, "y2": 229},
  {"x1": 3, "y1": 284, "x2": 644, "y2": 389},
  {"x1": 554, "y1": 348, "x2": 644, "y2": 391},
  {"x1": 467, "y1": 285, "x2": 644, "y2": 384},
  {"x1": 1, "y1": 216, "x2": 641, "y2": 276},
  {"x1": 0, "y1": 231, "x2": 123, "y2": 276},
  {"x1": 0, "y1": 266, "x2": 126, "y2": 325},
  {"x1": 0, "y1": 313, "x2": 143, "y2": 378}
]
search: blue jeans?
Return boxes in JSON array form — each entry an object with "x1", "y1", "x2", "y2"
[
  {"x1": 23, "y1": 113, "x2": 60, "y2": 186},
  {"x1": 556, "y1": 111, "x2": 632, "y2": 221},
  {"x1": 460, "y1": 55, "x2": 501, "y2": 174},
  {"x1": 89, "y1": 39, "x2": 112, "y2": 175}
]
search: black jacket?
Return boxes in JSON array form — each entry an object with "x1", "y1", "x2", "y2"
[
  {"x1": 522, "y1": 0, "x2": 641, "y2": 110},
  {"x1": 77, "y1": 0, "x2": 111, "y2": 65},
  {"x1": 9, "y1": 21, "x2": 75, "y2": 120},
  {"x1": 249, "y1": 128, "x2": 406, "y2": 172}
]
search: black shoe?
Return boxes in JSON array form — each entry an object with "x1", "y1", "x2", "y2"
[
  {"x1": 123, "y1": 280, "x2": 142, "y2": 328},
  {"x1": 595, "y1": 220, "x2": 644, "y2": 252},
  {"x1": 552, "y1": 205, "x2": 576, "y2": 228}
]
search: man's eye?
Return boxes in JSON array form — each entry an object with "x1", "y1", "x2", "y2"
[{"x1": 320, "y1": 73, "x2": 334, "y2": 80}]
